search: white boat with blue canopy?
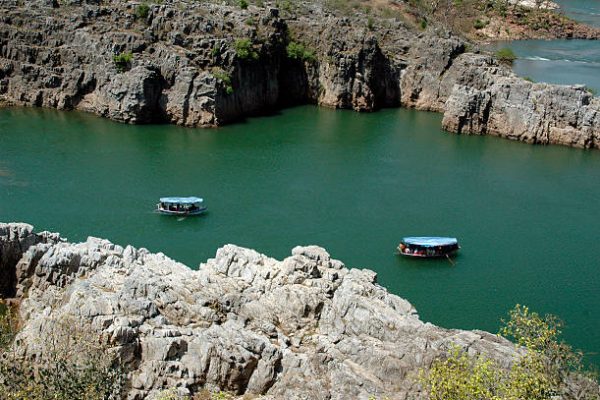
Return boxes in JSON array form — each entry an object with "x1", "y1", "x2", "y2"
[
  {"x1": 157, "y1": 197, "x2": 207, "y2": 216},
  {"x1": 397, "y1": 237, "x2": 459, "y2": 258}
]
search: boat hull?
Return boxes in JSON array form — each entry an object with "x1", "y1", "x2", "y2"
[
  {"x1": 157, "y1": 207, "x2": 207, "y2": 216},
  {"x1": 397, "y1": 249, "x2": 459, "y2": 258}
]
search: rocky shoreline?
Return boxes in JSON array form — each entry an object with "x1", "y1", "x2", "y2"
[
  {"x1": 0, "y1": 222, "x2": 525, "y2": 399},
  {"x1": 0, "y1": 0, "x2": 599, "y2": 149}
]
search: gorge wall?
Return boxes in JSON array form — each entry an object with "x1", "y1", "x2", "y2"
[
  {"x1": 0, "y1": 0, "x2": 598, "y2": 149},
  {"x1": 0, "y1": 222, "x2": 522, "y2": 399}
]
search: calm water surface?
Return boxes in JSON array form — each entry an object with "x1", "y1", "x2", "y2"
[{"x1": 1, "y1": 106, "x2": 599, "y2": 363}]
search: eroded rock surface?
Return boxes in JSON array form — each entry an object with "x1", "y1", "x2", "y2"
[
  {"x1": 0, "y1": 222, "x2": 521, "y2": 399},
  {"x1": 399, "y1": 46, "x2": 600, "y2": 149},
  {"x1": 0, "y1": 0, "x2": 402, "y2": 126}
]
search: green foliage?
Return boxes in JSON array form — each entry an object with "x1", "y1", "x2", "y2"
[
  {"x1": 0, "y1": 316, "x2": 125, "y2": 400},
  {"x1": 419, "y1": 18, "x2": 428, "y2": 30},
  {"x1": 155, "y1": 388, "x2": 236, "y2": 400},
  {"x1": 367, "y1": 395, "x2": 391, "y2": 400},
  {"x1": 136, "y1": 3, "x2": 150, "y2": 19},
  {"x1": 211, "y1": 391, "x2": 233, "y2": 400},
  {"x1": 212, "y1": 68, "x2": 234, "y2": 95},
  {"x1": 239, "y1": 0, "x2": 248, "y2": 9},
  {"x1": 0, "y1": 305, "x2": 16, "y2": 350},
  {"x1": 275, "y1": 0, "x2": 293, "y2": 13},
  {"x1": 473, "y1": 18, "x2": 487, "y2": 29},
  {"x1": 419, "y1": 345, "x2": 503, "y2": 400},
  {"x1": 324, "y1": 0, "x2": 362, "y2": 16},
  {"x1": 233, "y1": 38, "x2": 259, "y2": 60},
  {"x1": 586, "y1": 87, "x2": 597, "y2": 96},
  {"x1": 156, "y1": 388, "x2": 184, "y2": 400},
  {"x1": 367, "y1": 16, "x2": 375, "y2": 31},
  {"x1": 500, "y1": 305, "x2": 590, "y2": 381},
  {"x1": 113, "y1": 51, "x2": 133, "y2": 72},
  {"x1": 286, "y1": 41, "x2": 316, "y2": 62},
  {"x1": 494, "y1": 47, "x2": 516, "y2": 64},
  {"x1": 419, "y1": 305, "x2": 599, "y2": 400}
]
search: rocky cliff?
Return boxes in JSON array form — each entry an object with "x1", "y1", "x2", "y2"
[
  {"x1": 398, "y1": 39, "x2": 600, "y2": 148},
  {"x1": 0, "y1": 0, "x2": 598, "y2": 149},
  {"x1": 0, "y1": 222, "x2": 522, "y2": 399}
]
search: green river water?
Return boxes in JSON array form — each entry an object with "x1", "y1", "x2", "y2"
[{"x1": 1, "y1": 105, "x2": 599, "y2": 363}]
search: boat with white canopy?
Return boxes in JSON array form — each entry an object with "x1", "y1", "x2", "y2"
[
  {"x1": 157, "y1": 197, "x2": 207, "y2": 216},
  {"x1": 397, "y1": 237, "x2": 459, "y2": 258}
]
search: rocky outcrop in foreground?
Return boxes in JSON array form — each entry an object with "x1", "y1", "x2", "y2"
[
  {"x1": 0, "y1": 0, "x2": 598, "y2": 149},
  {"x1": 0, "y1": 222, "x2": 520, "y2": 399}
]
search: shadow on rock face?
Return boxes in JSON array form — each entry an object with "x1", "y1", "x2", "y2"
[
  {"x1": 0, "y1": 223, "x2": 62, "y2": 299},
  {"x1": 0, "y1": 244, "x2": 19, "y2": 298}
]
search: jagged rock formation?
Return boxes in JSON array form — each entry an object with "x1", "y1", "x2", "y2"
[
  {"x1": 0, "y1": 0, "x2": 401, "y2": 126},
  {"x1": 441, "y1": 56, "x2": 600, "y2": 148},
  {"x1": 0, "y1": 222, "x2": 522, "y2": 399},
  {"x1": 0, "y1": 0, "x2": 598, "y2": 148},
  {"x1": 398, "y1": 40, "x2": 600, "y2": 148},
  {"x1": 0, "y1": 223, "x2": 62, "y2": 298}
]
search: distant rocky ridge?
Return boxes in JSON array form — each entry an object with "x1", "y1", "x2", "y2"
[
  {"x1": 0, "y1": 222, "x2": 521, "y2": 399},
  {"x1": 510, "y1": 0, "x2": 558, "y2": 9},
  {"x1": 0, "y1": 0, "x2": 599, "y2": 149}
]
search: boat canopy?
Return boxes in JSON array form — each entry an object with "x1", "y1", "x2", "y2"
[
  {"x1": 160, "y1": 197, "x2": 203, "y2": 204},
  {"x1": 402, "y1": 237, "x2": 458, "y2": 247}
]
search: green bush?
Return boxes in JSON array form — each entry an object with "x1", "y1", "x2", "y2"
[
  {"x1": 367, "y1": 16, "x2": 375, "y2": 31},
  {"x1": 0, "y1": 305, "x2": 16, "y2": 350},
  {"x1": 275, "y1": 0, "x2": 293, "y2": 13},
  {"x1": 233, "y1": 39, "x2": 259, "y2": 60},
  {"x1": 419, "y1": 305, "x2": 599, "y2": 400},
  {"x1": 473, "y1": 18, "x2": 487, "y2": 29},
  {"x1": 113, "y1": 51, "x2": 133, "y2": 72},
  {"x1": 239, "y1": 0, "x2": 248, "y2": 9},
  {"x1": 495, "y1": 47, "x2": 517, "y2": 64},
  {"x1": 286, "y1": 41, "x2": 316, "y2": 62},
  {"x1": 136, "y1": 3, "x2": 150, "y2": 19},
  {"x1": 212, "y1": 68, "x2": 234, "y2": 95}
]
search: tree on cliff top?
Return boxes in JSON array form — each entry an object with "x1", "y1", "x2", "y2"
[{"x1": 419, "y1": 305, "x2": 599, "y2": 400}]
